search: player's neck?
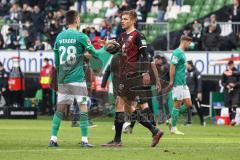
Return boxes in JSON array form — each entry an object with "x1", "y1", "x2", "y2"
[
  {"x1": 178, "y1": 45, "x2": 185, "y2": 52},
  {"x1": 126, "y1": 26, "x2": 136, "y2": 34},
  {"x1": 68, "y1": 24, "x2": 78, "y2": 30}
]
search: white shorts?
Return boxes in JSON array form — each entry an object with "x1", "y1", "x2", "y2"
[
  {"x1": 57, "y1": 82, "x2": 89, "y2": 105},
  {"x1": 172, "y1": 85, "x2": 191, "y2": 101}
]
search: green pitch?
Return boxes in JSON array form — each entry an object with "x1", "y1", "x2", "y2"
[{"x1": 0, "y1": 116, "x2": 240, "y2": 160}]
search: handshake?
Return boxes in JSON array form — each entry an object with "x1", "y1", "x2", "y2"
[{"x1": 105, "y1": 40, "x2": 121, "y2": 55}]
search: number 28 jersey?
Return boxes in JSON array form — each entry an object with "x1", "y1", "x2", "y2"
[{"x1": 54, "y1": 29, "x2": 98, "y2": 84}]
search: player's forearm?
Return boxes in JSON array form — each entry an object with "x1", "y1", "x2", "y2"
[
  {"x1": 169, "y1": 64, "x2": 175, "y2": 83},
  {"x1": 139, "y1": 47, "x2": 150, "y2": 73},
  {"x1": 54, "y1": 50, "x2": 60, "y2": 71},
  {"x1": 151, "y1": 62, "x2": 160, "y2": 83},
  {"x1": 87, "y1": 46, "x2": 106, "y2": 57},
  {"x1": 101, "y1": 65, "x2": 110, "y2": 88}
]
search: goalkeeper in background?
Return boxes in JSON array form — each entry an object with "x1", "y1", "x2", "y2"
[{"x1": 48, "y1": 10, "x2": 108, "y2": 148}]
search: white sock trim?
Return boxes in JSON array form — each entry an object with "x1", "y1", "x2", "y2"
[
  {"x1": 50, "y1": 136, "x2": 57, "y2": 142},
  {"x1": 82, "y1": 136, "x2": 88, "y2": 143}
]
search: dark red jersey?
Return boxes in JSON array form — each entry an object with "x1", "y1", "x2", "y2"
[{"x1": 117, "y1": 30, "x2": 147, "y2": 75}]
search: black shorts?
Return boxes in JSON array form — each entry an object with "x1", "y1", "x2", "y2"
[
  {"x1": 224, "y1": 90, "x2": 239, "y2": 107},
  {"x1": 118, "y1": 73, "x2": 152, "y2": 104}
]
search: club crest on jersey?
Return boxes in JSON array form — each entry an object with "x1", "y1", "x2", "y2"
[
  {"x1": 128, "y1": 36, "x2": 133, "y2": 41},
  {"x1": 172, "y1": 56, "x2": 178, "y2": 63}
]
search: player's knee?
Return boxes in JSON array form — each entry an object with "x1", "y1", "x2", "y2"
[{"x1": 79, "y1": 104, "x2": 88, "y2": 112}]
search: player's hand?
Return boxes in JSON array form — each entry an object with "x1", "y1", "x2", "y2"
[
  {"x1": 229, "y1": 83, "x2": 235, "y2": 88},
  {"x1": 142, "y1": 73, "x2": 150, "y2": 85},
  {"x1": 2, "y1": 88, "x2": 6, "y2": 92},
  {"x1": 84, "y1": 52, "x2": 92, "y2": 59},
  {"x1": 156, "y1": 80, "x2": 161, "y2": 93},
  {"x1": 168, "y1": 81, "x2": 174, "y2": 89},
  {"x1": 197, "y1": 92, "x2": 202, "y2": 102}
]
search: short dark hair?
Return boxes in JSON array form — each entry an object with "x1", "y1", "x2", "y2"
[
  {"x1": 44, "y1": 58, "x2": 49, "y2": 62},
  {"x1": 154, "y1": 55, "x2": 164, "y2": 60},
  {"x1": 228, "y1": 60, "x2": 234, "y2": 65},
  {"x1": 180, "y1": 35, "x2": 192, "y2": 42},
  {"x1": 65, "y1": 10, "x2": 79, "y2": 25},
  {"x1": 122, "y1": 10, "x2": 137, "y2": 21},
  {"x1": 187, "y1": 60, "x2": 194, "y2": 66}
]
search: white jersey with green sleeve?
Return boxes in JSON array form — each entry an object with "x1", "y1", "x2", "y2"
[
  {"x1": 170, "y1": 48, "x2": 187, "y2": 87},
  {"x1": 53, "y1": 29, "x2": 106, "y2": 84}
]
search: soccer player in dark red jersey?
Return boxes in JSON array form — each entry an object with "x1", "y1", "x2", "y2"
[{"x1": 102, "y1": 10, "x2": 163, "y2": 147}]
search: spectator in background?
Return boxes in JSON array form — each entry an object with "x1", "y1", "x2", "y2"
[
  {"x1": 145, "y1": 0, "x2": 153, "y2": 13},
  {"x1": 55, "y1": 9, "x2": 65, "y2": 27},
  {"x1": 0, "y1": 33, "x2": 4, "y2": 49},
  {"x1": 23, "y1": 30, "x2": 34, "y2": 50},
  {"x1": 202, "y1": 17, "x2": 210, "y2": 34},
  {"x1": 5, "y1": 27, "x2": 18, "y2": 49},
  {"x1": 154, "y1": 0, "x2": 168, "y2": 22},
  {"x1": 105, "y1": 1, "x2": 119, "y2": 23},
  {"x1": 175, "y1": 0, "x2": 182, "y2": 7},
  {"x1": 0, "y1": 62, "x2": 9, "y2": 107},
  {"x1": 45, "y1": 0, "x2": 59, "y2": 12},
  {"x1": 31, "y1": 5, "x2": 44, "y2": 36},
  {"x1": 23, "y1": 20, "x2": 36, "y2": 48},
  {"x1": 91, "y1": 31, "x2": 103, "y2": 49},
  {"x1": 44, "y1": 11, "x2": 55, "y2": 30},
  {"x1": 77, "y1": 0, "x2": 87, "y2": 14},
  {"x1": 110, "y1": 17, "x2": 122, "y2": 39},
  {"x1": 39, "y1": 58, "x2": 54, "y2": 115},
  {"x1": 186, "y1": 60, "x2": 205, "y2": 126},
  {"x1": 228, "y1": 0, "x2": 240, "y2": 22},
  {"x1": 192, "y1": 20, "x2": 202, "y2": 50},
  {"x1": 228, "y1": 0, "x2": 240, "y2": 33},
  {"x1": 0, "y1": 1, "x2": 10, "y2": 17},
  {"x1": 3, "y1": 3, "x2": 21, "y2": 23},
  {"x1": 118, "y1": 0, "x2": 131, "y2": 13},
  {"x1": 127, "y1": 0, "x2": 138, "y2": 9},
  {"x1": 152, "y1": 55, "x2": 171, "y2": 124},
  {"x1": 46, "y1": 19, "x2": 61, "y2": 47},
  {"x1": 20, "y1": 3, "x2": 32, "y2": 23},
  {"x1": 222, "y1": 61, "x2": 240, "y2": 126},
  {"x1": 58, "y1": 0, "x2": 74, "y2": 11},
  {"x1": 210, "y1": 14, "x2": 221, "y2": 35},
  {"x1": 202, "y1": 25, "x2": 220, "y2": 51},
  {"x1": 99, "y1": 20, "x2": 111, "y2": 39},
  {"x1": 31, "y1": 39, "x2": 45, "y2": 51},
  {"x1": 89, "y1": 27, "x2": 97, "y2": 40},
  {"x1": 220, "y1": 31, "x2": 240, "y2": 50},
  {"x1": 136, "y1": 0, "x2": 148, "y2": 22}
]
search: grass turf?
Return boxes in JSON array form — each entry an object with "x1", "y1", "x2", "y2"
[{"x1": 0, "y1": 116, "x2": 240, "y2": 160}]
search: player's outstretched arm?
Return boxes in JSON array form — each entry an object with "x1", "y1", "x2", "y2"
[
  {"x1": 151, "y1": 62, "x2": 161, "y2": 92},
  {"x1": 80, "y1": 34, "x2": 107, "y2": 57},
  {"x1": 53, "y1": 42, "x2": 60, "y2": 72},
  {"x1": 169, "y1": 64, "x2": 176, "y2": 88}
]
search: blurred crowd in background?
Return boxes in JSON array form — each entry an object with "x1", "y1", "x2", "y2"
[{"x1": 0, "y1": 0, "x2": 239, "y2": 51}]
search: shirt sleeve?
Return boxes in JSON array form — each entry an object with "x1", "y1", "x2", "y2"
[
  {"x1": 80, "y1": 34, "x2": 106, "y2": 57},
  {"x1": 136, "y1": 32, "x2": 147, "y2": 50},
  {"x1": 170, "y1": 50, "x2": 180, "y2": 65}
]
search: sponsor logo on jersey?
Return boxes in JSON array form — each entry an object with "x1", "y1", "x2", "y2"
[{"x1": 141, "y1": 40, "x2": 147, "y2": 46}]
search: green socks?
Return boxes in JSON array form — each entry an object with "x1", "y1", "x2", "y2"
[
  {"x1": 51, "y1": 111, "x2": 62, "y2": 137},
  {"x1": 171, "y1": 105, "x2": 188, "y2": 127},
  {"x1": 171, "y1": 108, "x2": 180, "y2": 127},
  {"x1": 80, "y1": 112, "x2": 89, "y2": 137},
  {"x1": 179, "y1": 104, "x2": 187, "y2": 114}
]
